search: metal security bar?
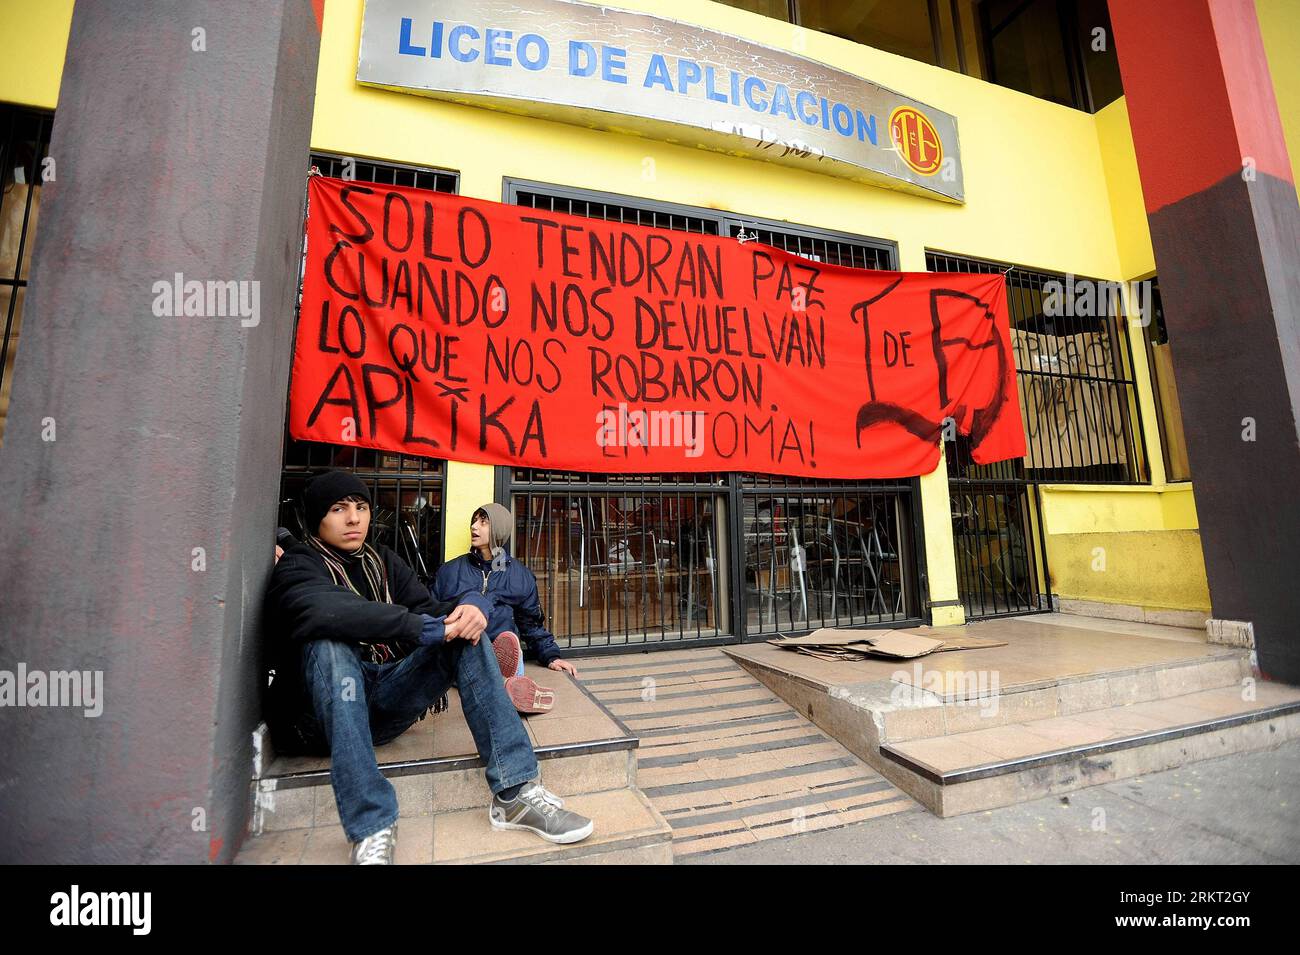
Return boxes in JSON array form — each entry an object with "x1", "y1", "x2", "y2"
[
  {"x1": 510, "y1": 471, "x2": 730, "y2": 651},
  {"x1": 0, "y1": 105, "x2": 53, "y2": 449},
  {"x1": 310, "y1": 153, "x2": 456, "y2": 192},
  {"x1": 926, "y1": 249, "x2": 1147, "y2": 617},
  {"x1": 928, "y1": 251, "x2": 1146, "y2": 484},
  {"x1": 738, "y1": 473, "x2": 918, "y2": 635},
  {"x1": 945, "y1": 435, "x2": 1048, "y2": 619},
  {"x1": 276, "y1": 154, "x2": 457, "y2": 584},
  {"x1": 514, "y1": 187, "x2": 722, "y2": 235},
  {"x1": 724, "y1": 222, "x2": 893, "y2": 271},
  {"x1": 503, "y1": 180, "x2": 922, "y2": 651}
]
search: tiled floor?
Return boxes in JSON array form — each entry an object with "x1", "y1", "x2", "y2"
[
  {"x1": 888, "y1": 682, "x2": 1300, "y2": 774},
  {"x1": 576, "y1": 647, "x2": 920, "y2": 855},
  {"x1": 725, "y1": 613, "x2": 1234, "y2": 698},
  {"x1": 236, "y1": 788, "x2": 668, "y2": 865}
]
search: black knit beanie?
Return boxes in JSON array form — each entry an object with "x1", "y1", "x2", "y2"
[{"x1": 302, "y1": 470, "x2": 371, "y2": 536}]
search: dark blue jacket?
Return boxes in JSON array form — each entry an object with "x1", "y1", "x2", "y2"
[{"x1": 432, "y1": 546, "x2": 563, "y2": 667}]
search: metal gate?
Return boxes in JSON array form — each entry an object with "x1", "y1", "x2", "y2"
[{"x1": 928, "y1": 250, "x2": 1148, "y2": 618}]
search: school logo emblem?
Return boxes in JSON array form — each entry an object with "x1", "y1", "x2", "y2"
[{"x1": 889, "y1": 106, "x2": 943, "y2": 176}]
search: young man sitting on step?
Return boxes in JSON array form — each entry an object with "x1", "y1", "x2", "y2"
[{"x1": 265, "y1": 469, "x2": 594, "y2": 864}]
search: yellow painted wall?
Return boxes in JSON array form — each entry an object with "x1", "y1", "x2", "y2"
[
  {"x1": 1257, "y1": 0, "x2": 1300, "y2": 194},
  {"x1": 312, "y1": 0, "x2": 1126, "y2": 280},
  {"x1": 0, "y1": 0, "x2": 73, "y2": 109},
  {"x1": 1038, "y1": 482, "x2": 1210, "y2": 612},
  {"x1": 1041, "y1": 484, "x2": 1199, "y2": 535},
  {"x1": 1094, "y1": 97, "x2": 1155, "y2": 282},
  {"x1": 5, "y1": 0, "x2": 1236, "y2": 618},
  {"x1": 442, "y1": 461, "x2": 495, "y2": 561},
  {"x1": 311, "y1": 0, "x2": 1133, "y2": 601},
  {"x1": 1045, "y1": 530, "x2": 1211, "y2": 612},
  {"x1": 917, "y1": 446, "x2": 964, "y2": 627}
]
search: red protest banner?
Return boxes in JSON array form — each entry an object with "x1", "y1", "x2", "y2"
[{"x1": 288, "y1": 177, "x2": 1025, "y2": 479}]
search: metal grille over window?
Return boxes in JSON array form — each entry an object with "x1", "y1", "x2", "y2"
[
  {"x1": 511, "y1": 471, "x2": 730, "y2": 650},
  {"x1": 276, "y1": 155, "x2": 457, "y2": 585},
  {"x1": 927, "y1": 250, "x2": 1147, "y2": 618},
  {"x1": 928, "y1": 251, "x2": 1146, "y2": 484},
  {"x1": 725, "y1": 223, "x2": 893, "y2": 272},
  {"x1": 738, "y1": 474, "x2": 916, "y2": 636},
  {"x1": 504, "y1": 182, "x2": 921, "y2": 650},
  {"x1": 0, "y1": 105, "x2": 53, "y2": 449}
]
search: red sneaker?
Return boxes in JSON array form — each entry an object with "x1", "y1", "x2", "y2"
[
  {"x1": 505, "y1": 676, "x2": 556, "y2": 714},
  {"x1": 493, "y1": 631, "x2": 522, "y2": 679}
]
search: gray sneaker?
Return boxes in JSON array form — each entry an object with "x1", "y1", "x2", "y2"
[
  {"x1": 490, "y1": 782, "x2": 594, "y2": 844},
  {"x1": 350, "y1": 822, "x2": 396, "y2": 864}
]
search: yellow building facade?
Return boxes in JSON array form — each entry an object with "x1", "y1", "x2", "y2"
[{"x1": 5, "y1": 0, "x2": 1299, "y2": 641}]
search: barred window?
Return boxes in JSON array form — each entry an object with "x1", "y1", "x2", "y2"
[
  {"x1": 276, "y1": 155, "x2": 458, "y2": 583},
  {"x1": 928, "y1": 250, "x2": 1148, "y2": 484}
]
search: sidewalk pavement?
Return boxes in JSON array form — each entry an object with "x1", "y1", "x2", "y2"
[{"x1": 686, "y1": 738, "x2": 1300, "y2": 864}]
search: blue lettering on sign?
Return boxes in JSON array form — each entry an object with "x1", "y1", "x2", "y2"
[
  {"x1": 484, "y1": 28, "x2": 513, "y2": 66},
  {"x1": 517, "y1": 34, "x2": 549, "y2": 70},
  {"x1": 644, "y1": 54, "x2": 673, "y2": 91},
  {"x1": 795, "y1": 90, "x2": 818, "y2": 125},
  {"x1": 704, "y1": 66, "x2": 729, "y2": 104},
  {"x1": 392, "y1": 20, "x2": 888, "y2": 148},
  {"x1": 831, "y1": 103, "x2": 853, "y2": 135},
  {"x1": 743, "y1": 76, "x2": 768, "y2": 111},
  {"x1": 448, "y1": 24, "x2": 480, "y2": 62},
  {"x1": 603, "y1": 46, "x2": 628, "y2": 84},
  {"x1": 769, "y1": 84, "x2": 796, "y2": 121},
  {"x1": 677, "y1": 59, "x2": 703, "y2": 96},
  {"x1": 856, "y1": 110, "x2": 878, "y2": 144},
  {"x1": 569, "y1": 40, "x2": 597, "y2": 77},
  {"x1": 398, "y1": 17, "x2": 426, "y2": 57}
]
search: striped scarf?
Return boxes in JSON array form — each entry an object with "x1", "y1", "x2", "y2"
[{"x1": 307, "y1": 535, "x2": 400, "y2": 664}]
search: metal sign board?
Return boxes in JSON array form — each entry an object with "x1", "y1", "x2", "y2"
[{"x1": 357, "y1": 0, "x2": 964, "y2": 202}]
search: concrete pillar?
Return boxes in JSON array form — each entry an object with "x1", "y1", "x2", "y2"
[
  {"x1": 1108, "y1": 0, "x2": 1300, "y2": 682},
  {"x1": 0, "y1": 1, "x2": 320, "y2": 862}
]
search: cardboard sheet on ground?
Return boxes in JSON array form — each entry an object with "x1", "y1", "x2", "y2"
[
  {"x1": 768, "y1": 627, "x2": 1006, "y2": 660},
  {"x1": 792, "y1": 647, "x2": 867, "y2": 661},
  {"x1": 764, "y1": 628, "x2": 897, "y2": 647},
  {"x1": 928, "y1": 635, "x2": 1008, "y2": 652}
]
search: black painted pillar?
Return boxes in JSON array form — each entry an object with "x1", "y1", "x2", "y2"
[
  {"x1": 1108, "y1": 0, "x2": 1300, "y2": 683},
  {"x1": 0, "y1": 1, "x2": 320, "y2": 862}
]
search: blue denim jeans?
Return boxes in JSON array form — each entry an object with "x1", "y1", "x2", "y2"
[{"x1": 288, "y1": 636, "x2": 539, "y2": 842}]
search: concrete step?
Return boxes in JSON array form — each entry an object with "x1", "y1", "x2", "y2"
[
  {"x1": 874, "y1": 651, "x2": 1253, "y2": 743},
  {"x1": 721, "y1": 623, "x2": 1297, "y2": 819},
  {"x1": 879, "y1": 682, "x2": 1300, "y2": 816},
  {"x1": 236, "y1": 787, "x2": 674, "y2": 865},
  {"x1": 254, "y1": 746, "x2": 638, "y2": 832},
  {"x1": 251, "y1": 668, "x2": 637, "y2": 834},
  {"x1": 724, "y1": 639, "x2": 1253, "y2": 745}
]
